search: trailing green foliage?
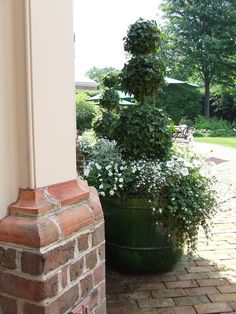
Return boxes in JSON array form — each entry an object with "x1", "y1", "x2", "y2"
[
  {"x1": 124, "y1": 18, "x2": 162, "y2": 55},
  {"x1": 80, "y1": 136, "x2": 218, "y2": 252},
  {"x1": 76, "y1": 92, "x2": 98, "y2": 132},
  {"x1": 113, "y1": 104, "x2": 173, "y2": 161}
]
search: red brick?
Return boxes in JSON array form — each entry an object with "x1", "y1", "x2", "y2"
[
  {"x1": 23, "y1": 284, "x2": 79, "y2": 314},
  {"x1": 117, "y1": 291, "x2": 151, "y2": 300},
  {"x1": 85, "y1": 249, "x2": 97, "y2": 270},
  {"x1": 90, "y1": 289, "x2": 99, "y2": 310},
  {"x1": 9, "y1": 188, "x2": 54, "y2": 216},
  {"x1": 177, "y1": 273, "x2": 208, "y2": 281},
  {"x1": 138, "y1": 298, "x2": 175, "y2": 308},
  {"x1": 174, "y1": 295, "x2": 210, "y2": 306},
  {"x1": 21, "y1": 240, "x2": 75, "y2": 275},
  {"x1": 70, "y1": 258, "x2": 84, "y2": 281},
  {"x1": 55, "y1": 205, "x2": 93, "y2": 236},
  {"x1": 136, "y1": 282, "x2": 166, "y2": 291},
  {"x1": 89, "y1": 195, "x2": 104, "y2": 221},
  {"x1": 156, "y1": 305, "x2": 196, "y2": 313},
  {"x1": 94, "y1": 262, "x2": 105, "y2": 285},
  {"x1": 197, "y1": 278, "x2": 229, "y2": 287},
  {"x1": 94, "y1": 300, "x2": 106, "y2": 314},
  {"x1": 98, "y1": 243, "x2": 105, "y2": 262},
  {"x1": 165, "y1": 280, "x2": 198, "y2": 289},
  {"x1": 0, "y1": 247, "x2": 16, "y2": 269},
  {"x1": 0, "y1": 216, "x2": 59, "y2": 248},
  {"x1": 187, "y1": 266, "x2": 215, "y2": 273},
  {"x1": 80, "y1": 274, "x2": 93, "y2": 298},
  {"x1": 185, "y1": 286, "x2": 219, "y2": 296},
  {"x1": 218, "y1": 284, "x2": 236, "y2": 293},
  {"x1": 92, "y1": 224, "x2": 105, "y2": 246},
  {"x1": 208, "y1": 293, "x2": 236, "y2": 302},
  {"x1": 47, "y1": 178, "x2": 89, "y2": 206},
  {"x1": 78, "y1": 233, "x2": 89, "y2": 251},
  {"x1": 151, "y1": 288, "x2": 186, "y2": 299},
  {"x1": 98, "y1": 282, "x2": 106, "y2": 302},
  {"x1": 0, "y1": 272, "x2": 58, "y2": 301},
  {"x1": 194, "y1": 302, "x2": 233, "y2": 313},
  {"x1": 229, "y1": 301, "x2": 236, "y2": 311},
  {"x1": 0, "y1": 295, "x2": 17, "y2": 314},
  {"x1": 60, "y1": 266, "x2": 68, "y2": 288}
]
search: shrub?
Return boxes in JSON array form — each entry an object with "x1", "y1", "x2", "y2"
[
  {"x1": 152, "y1": 89, "x2": 203, "y2": 124},
  {"x1": 211, "y1": 88, "x2": 236, "y2": 122},
  {"x1": 76, "y1": 92, "x2": 98, "y2": 132},
  {"x1": 194, "y1": 116, "x2": 234, "y2": 137}
]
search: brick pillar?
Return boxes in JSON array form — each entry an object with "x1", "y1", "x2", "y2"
[{"x1": 0, "y1": 179, "x2": 106, "y2": 314}]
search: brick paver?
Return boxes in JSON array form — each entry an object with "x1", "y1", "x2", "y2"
[{"x1": 107, "y1": 143, "x2": 236, "y2": 313}]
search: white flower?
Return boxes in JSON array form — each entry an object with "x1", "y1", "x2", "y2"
[
  {"x1": 119, "y1": 178, "x2": 124, "y2": 183},
  {"x1": 84, "y1": 167, "x2": 90, "y2": 176},
  {"x1": 99, "y1": 184, "x2": 103, "y2": 189},
  {"x1": 119, "y1": 184, "x2": 123, "y2": 188},
  {"x1": 100, "y1": 191, "x2": 105, "y2": 197},
  {"x1": 180, "y1": 168, "x2": 189, "y2": 176},
  {"x1": 105, "y1": 165, "x2": 112, "y2": 170},
  {"x1": 109, "y1": 190, "x2": 114, "y2": 196},
  {"x1": 95, "y1": 163, "x2": 101, "y2": 170},
  {"x1": 108, "y1": 171, "x2": 113, "y2": 176}
]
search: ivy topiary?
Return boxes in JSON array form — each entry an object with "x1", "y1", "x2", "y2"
[
  {"x1": 99, "y1": 88, "x2": 120, "y2": 111},
  {"x1": 121, "y1": 55, "x2": 166, "y2": 104},
  {"x1": 124, "y1": 18, "x2": 162, "y2": 55},
  {"x1": 113, "y1": 104, "x2": 173, "y2": 161}
]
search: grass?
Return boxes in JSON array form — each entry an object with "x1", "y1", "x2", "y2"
[{"x1": 194, "y1": 137, "x2": 236, "y2": 149}]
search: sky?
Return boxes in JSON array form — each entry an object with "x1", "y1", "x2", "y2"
[{"x1": 73, "y1": 0, "x2": 163, "y2": 81}]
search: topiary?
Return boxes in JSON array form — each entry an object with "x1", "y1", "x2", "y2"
[
  {"x1": 121, "y1": 55, "x2": 165, "y2": 104},
  {"x1": 113, "y1": 104, "x2": 173, "y2": 161},
  {"x1": 124, "y1": 18, "x2": 162, "y2": 55},
  {"x1": 99, "y1": 88, "x2": 120, "y2": 111}
]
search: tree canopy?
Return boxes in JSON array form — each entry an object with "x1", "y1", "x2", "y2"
[
  {"x1": 85, "y1": 66, "x2": 118, "y2": 87},
  {"x1": 162, "y1": 0, "x2": 236, "y2": 117}
]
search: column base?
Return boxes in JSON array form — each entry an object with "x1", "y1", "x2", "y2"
[{"x1": 0, "y1": 179, "x2": 106, "y2": 314}]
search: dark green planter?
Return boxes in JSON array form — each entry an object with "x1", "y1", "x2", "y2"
[{"x1": 102, "y1": 197, "x2": 183, "y2": 274}]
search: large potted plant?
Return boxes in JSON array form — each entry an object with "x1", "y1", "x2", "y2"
[{"x1": 81, "y1": 19, "x2": 217, "y2": 273}]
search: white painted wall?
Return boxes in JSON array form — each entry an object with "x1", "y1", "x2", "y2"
[
  {"x1": 0, "y1": 0, "x2": 77, "y2": 219},
  {"x1": 0, "y1": 1, "x2": 20, "y2": 219}
]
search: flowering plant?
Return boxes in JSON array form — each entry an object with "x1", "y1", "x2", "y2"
[{"x1": 80, "y1": 135, "x2": 218, "y2": 252}]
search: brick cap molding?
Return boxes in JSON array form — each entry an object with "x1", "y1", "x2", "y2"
[
  {"x1": 9, "y1": 178, "x2": 90, "y2": 216},
  {"x1": 0, "y1": 180, "x2": 103, "y2": 248}
]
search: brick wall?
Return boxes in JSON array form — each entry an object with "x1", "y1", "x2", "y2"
[
  {"x1": 0, "y1": 180, "x2": 106, "y2": 314},
  {"x1": 76, "y1": 145, "x2": 85, "y2": 176}
]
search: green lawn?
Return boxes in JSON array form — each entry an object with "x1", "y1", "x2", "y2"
[{"x1": 194, "y1": 137, "x2": 236, "y2": 149}]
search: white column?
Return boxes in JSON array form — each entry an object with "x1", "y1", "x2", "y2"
[{"x1": 0, "y1": 0, "x2": 77, "y2": 219}]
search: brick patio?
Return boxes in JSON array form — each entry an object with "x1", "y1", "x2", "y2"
[{"x1": 106, "y1": 143, "x2": 236, "y2": 313}]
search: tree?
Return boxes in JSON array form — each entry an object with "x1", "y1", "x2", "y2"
[
  {"x1": 162, "y1": 0, "x2": 236, "y2": 117},
  {"x1": 85, "y1": 66, "x2": 118, "y2": 87}
]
